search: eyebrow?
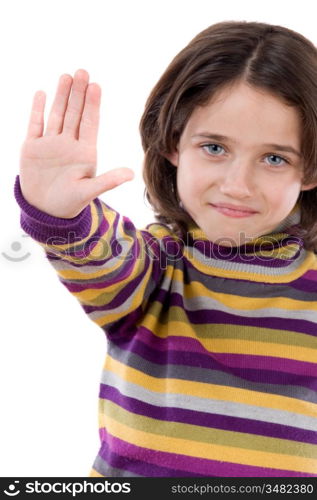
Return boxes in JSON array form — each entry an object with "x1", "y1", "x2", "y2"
[{"x1": 191, "y1": 133, "x2": 302, "y2": 157}]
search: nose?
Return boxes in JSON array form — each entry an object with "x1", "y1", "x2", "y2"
[{"x1": 219, "y1": 162, "x2": 253, "y2": 198}]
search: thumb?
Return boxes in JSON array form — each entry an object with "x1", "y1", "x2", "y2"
[{"x1": 80, "y1": 167, "x2": 135, "y2": 202}]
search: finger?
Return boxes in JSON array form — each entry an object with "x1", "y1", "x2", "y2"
[
  {"x1": 62, "y1": 69, "x2": 89, "y2": 138},
  {"x1": 79, "y1": 168, "x2": 135, "y2": 202},
  {"x1": 44, "y1": 74, "x2": 73, "y2": 135},
  {"x1": 26, "y1": 91, "x2": 46, "y2": 139},
  {"x1": 79, "y1": 83, "x2": 101, "y2": 145}
]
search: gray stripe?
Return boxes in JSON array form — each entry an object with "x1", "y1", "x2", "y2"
[
  {"x1": 50, "y1": 256, "x2": 317, "y2": 327},
  {"x1": 78, "y1": 269, "x2": 317, "y2": 324},
  {"x1": 47, "y1": 200, "x2": 308, "y2": 286},
  {"x1": 108, "y1": 344, "x2": 317, "y2": 405},
  {"x1": 49, "y1": 242, "x2": 317, "y2": 303},
  {"x1": 182, "y1": 244, "x2": 308, "y2": 277},
  {"x1": 101, "y1": 368, "x2": 317, "y2": 432},
  {"x1": 178, "y1": 264, "x2": 317, "y2": 302},
  {"x1": 92, "y1": 455, "x2": 141, "y2": 477}
]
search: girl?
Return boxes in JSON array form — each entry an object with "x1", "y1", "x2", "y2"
[{"x1": 14, "y1": 20, "x2": 317, "y2": 477}]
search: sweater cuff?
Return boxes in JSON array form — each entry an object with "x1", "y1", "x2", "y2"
[{"x1": 14, "y1": 175, "x2": 92, "y2": 244}]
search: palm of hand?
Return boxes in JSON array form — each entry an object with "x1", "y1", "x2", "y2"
[{"x1": 19, "y1": 69, "x2": 134, "y2": 218}]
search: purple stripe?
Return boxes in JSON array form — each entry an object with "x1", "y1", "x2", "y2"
[
  {"x1": 14, "y1": 175, "x2": 94, "y2": 243},
  {"x1": 115, "y1": 333, "x2": 317, "y2": 390},
  {"x1": 215, "y1": 352, "x2": 317, "y2": 377},
  {"x1": 185, "y1": 237, "x2": 301, "y2": 267},
  {"x1": 98, "y1": 428, "x2": 316, "y2": 477},
  {"x1": 135, "y1": 328, "x2": 317, "y2": 377},
  {"x1": 291, "y1": 275, "x2": 317, "y2": 294},
  {"x1": 71, "y1": 213, "x2": 110, "y2": 258},
  {"x1": 83, "y1": 275, "x2": 144, "y2": 310},
  {"x1": 60, "y1": 202, "x2": 157, "y2": 265},
  {"x1": 82, "y1": 273, "x2": 163, "y2": 317},
  {"x1": 106, "y1": 275, "x2": 146, "y2": 309},
  {"x1": 100, "y1": 384, "x2": 317, "y2": 445},
  {"x1": 43, "y1": 198, "x2": 110, "y2": 262},
  {"x1": 97, "y1": 431, "x2": 206, "y2": 477},
  {"x1": 67, "y1": 203, "x2": 119, "y2": 264},
  {"x1": 107, "y1": 308, "x2": 144, "y2": 338},
  {"x1": 302, "y1": 270, "x2": 317, "y2": 282},
  {"x1": 60, "y1": 197, "x2": 109, "y2": 256}
]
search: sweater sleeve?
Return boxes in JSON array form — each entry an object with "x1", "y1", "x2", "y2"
[{"x1": 14, "y1": 175, "x2": 171, "y2": 335}]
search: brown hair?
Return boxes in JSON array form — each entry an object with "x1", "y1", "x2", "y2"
[{"x1": 139, "y1": 20, "x2": 317, "y2": 251}]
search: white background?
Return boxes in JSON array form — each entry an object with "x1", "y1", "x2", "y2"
[{"x1": 0, "y1": 0, "x2": 316, "y2": 477}]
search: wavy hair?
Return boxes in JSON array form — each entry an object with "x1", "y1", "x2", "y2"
[{"x1": 139, "y1": 20, "x2": 317, "y2": 250}]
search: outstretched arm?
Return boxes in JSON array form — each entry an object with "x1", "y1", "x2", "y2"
[{"x1": 15, "y1": 70, "x2": 169, "y2": 333}]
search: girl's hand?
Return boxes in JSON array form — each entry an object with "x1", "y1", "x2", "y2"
[{"x1": 19, "y1": 69, "x2": 134, "y2": 218}]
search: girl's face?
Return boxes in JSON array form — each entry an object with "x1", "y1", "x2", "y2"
[{"x1": 168, "y1": 81, "x2": 317, "y2": 246}]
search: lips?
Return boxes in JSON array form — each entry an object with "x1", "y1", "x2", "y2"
[
  {"x1": 210, "y1": 203, "x2": 258, "y2": 214},
  {"x1": 209, "y1": 203, "x2": 258, "y2": 218}
]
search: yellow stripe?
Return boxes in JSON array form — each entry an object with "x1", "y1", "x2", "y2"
[
  {"x1": 139, "y1": 312, "x2": 316, "y2": 362},
  {"x1": 105, "y1": 416, "x2": 317, "y2": 474},
  {"x1": 89, "y1": 468, "x2": 104, "y2": 477},
  {"x1": 58, "y1": 249, "x2": 127, "y2": 280},
  {"x1": 105, "y1": 356, "x2": 317, "y2": 418},
  {"x1": 57, "y1": 221, "x2": 139, "y2": 280},
  {"x1": 145, "y1": 223, "x2": 176, "y2": 239},
  {"x1": 146, "y1": 318, "x2": 316, "y2": 363},
  {"x1": 139, "y1": 267, "x2": 317, "y2": 312},
  {"x1": 58, "y1": 264, "x2": 119, "y2": 280},
  {"x1": 206, "y1": 338, "x2": 316, "y2": 363},
  {"x1": 140, "y1": 306, "x2": 316, "y2": 349},
  {"x1": 58, "y1": 233, "x2": 136, "y2": 283},
  {"x1": 57, "y1": 218, "x2": 165, "y2": 280},
  {"x1": 102, "y1": 399, "x2": 316, "y2": 458}
]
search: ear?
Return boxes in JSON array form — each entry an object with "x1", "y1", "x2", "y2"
[
  {"x1": 165, "y1": 149, "x2": 179, "y2": 167},
  {"x1": 301, "y1": 182, "x2": 317, "y2": 191}
]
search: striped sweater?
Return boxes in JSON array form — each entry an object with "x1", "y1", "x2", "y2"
[{"x1": 14, "y1": 175, "x2": 317, "y2": 477}]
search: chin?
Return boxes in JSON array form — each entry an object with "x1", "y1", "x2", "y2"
[{"x1": 208, "y1": 230, "x2": 257, "y2": 247}]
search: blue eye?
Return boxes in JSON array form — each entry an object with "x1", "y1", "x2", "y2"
[
  {"x1": 202, "y1": 144, "x2": 225, "y2": 155},
  {"x1": 201, "y1": 144, "x2": 289, "y2": 167},
  {"x1": 266, "y1": 154, "x2": 288, "y2": 166}
]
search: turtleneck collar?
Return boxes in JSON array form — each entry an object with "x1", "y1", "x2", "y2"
[{"x1": 183, "y1": 203, "x2": 315, "y2": 283}]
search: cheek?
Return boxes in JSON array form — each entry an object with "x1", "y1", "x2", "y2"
[
  {"x1": 177, "y1": 165, "x2": 195, "y2": 193},
  {"x1": 177, "y1": 161, "x2": 208, "y2": 193},
  {"x1": 265, "y1": 179, "x2": 301, "y2": 212}
]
